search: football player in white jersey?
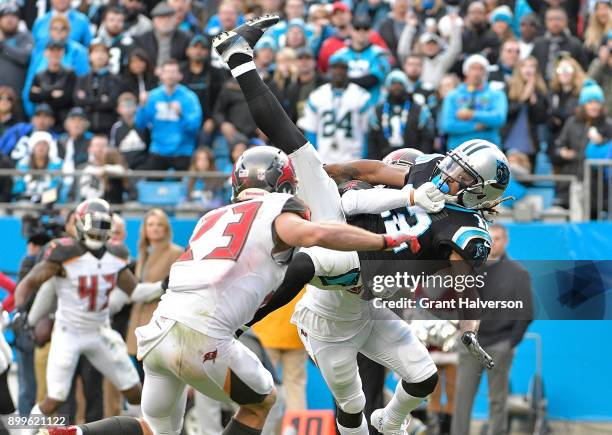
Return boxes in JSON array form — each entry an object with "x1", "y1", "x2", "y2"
[
  {"x1": 45, "y1": 146, "x2": 417, "y2": 435},
  {"x1": 212, "y1": 16, "x2": 500, "y2": 435},
  {"x1": 13, "y1": 199, "x2": 143, "y2": 432},
  {"x1": 297, "y1": 51, "x2": 372, "y2": 163}
]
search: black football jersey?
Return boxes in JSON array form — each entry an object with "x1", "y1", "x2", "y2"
[{"x1": 340, "y1": 154, "x2": 492, "y2": 277}]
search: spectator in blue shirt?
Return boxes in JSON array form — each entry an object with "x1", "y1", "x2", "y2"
[
  {"x1": 338, "y1": 15, "x2": 390, "y2": 105},
  {"x1": 32, "y1": 0, "x2": 92, "y2": 48},
  {"x1": 439, "y1": 54, "x2": 508, "y2": 150},
  {"x1": 136, "y1": 59, "x2": 202, "y2": 170}
]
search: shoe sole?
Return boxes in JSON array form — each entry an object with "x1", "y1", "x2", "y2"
[{"x1": 213, "y1": 14, "x2": 280, "y2": 52}]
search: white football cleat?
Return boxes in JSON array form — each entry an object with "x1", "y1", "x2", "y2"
[{"x1": 370, "y1": 409, "x2": 410, "y2": 435}]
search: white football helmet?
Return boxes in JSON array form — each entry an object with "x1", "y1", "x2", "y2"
[{"x1": 434, "y1": 139, "x2": 510, "y2": 209}]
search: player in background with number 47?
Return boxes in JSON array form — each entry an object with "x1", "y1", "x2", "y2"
[
  {"x1": 13, "y1": 199, "x2": 143, "y2": 434},
  {"x1": 298, "y1": 51, "x2": 372, "y2": 163}
]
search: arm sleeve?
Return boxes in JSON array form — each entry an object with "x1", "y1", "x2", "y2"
[
  {"x1": 341, "y1": 187, "x2": 409, "y2": 216},
  {"x1": 245, "y1": 252, "x2": 315, "y2": 327}
]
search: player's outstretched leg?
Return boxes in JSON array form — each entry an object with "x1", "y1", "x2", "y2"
[
  {"x1": 213, "y1": 16, "x2": 308, "y2": 155},
  {"x1": 43, "y1": 416, "x2": 153, "y2": 435},
  {"x1": 370, "y1": 375, "x2": 438, "y2": 434}
]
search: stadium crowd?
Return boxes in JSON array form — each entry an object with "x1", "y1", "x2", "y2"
[
  {"x1": 0, "y1": 0, "x2": 600, "y2": 433},
  {"x1": 0, "y1": 0, "x2": 609, "y2": 216}
]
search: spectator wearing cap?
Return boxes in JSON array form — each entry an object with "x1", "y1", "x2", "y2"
[
  {"x1": 181, "y1": 34, "x2": 225, "y2": 144},
  {"x1": 298, "y1": 52, "x2": 372, "y2": 162},
  {"x1": 269, "y1": 0, "x2": 314, "y2": 48},
  {"x1": 368, "y1": 70, "x2": 434, "y2": 159},
  {"x1": 286, "y1": 46, "x2": 326, "y2": 122},
  {"x1": 120, "y1": 0, "x2": 153, "y2": 37},
  {"x1": 12, "y1": 131, "x2": 63, "y2": 203},
  {"x1": 336, "y1": 15, "x2": 390, "y2": 105},
  {"x1": 552, "y1": 81, "x2": 612, "y2": 211},
  {"x1": 110, "y1": 92, "x2": 149, "y2": 170},
  {"x1": 284, "y1": 18, "x2": 311, "y2": 50},
  {"x1": 518, "y1": 13, "x2": 540, "y2": 60},
  {"x1": 439, "y1": 54, "x2": 508, "y2": 150},
  {"x1": 588, "y1": 30, "x2": 612, "y2": 114},
  {"x1": 584, "y1": 1, "x2": 612, "y2": 61},
  {"x1": 96, "y1": 6, "x2": 135, "y2": 75},
  {"x1": 460, "y1": 1, "x2": 501, "y2": 65},
  {"x1": 29, "y1": 39, "x2": 77, "y2": 130},
  {"x1": 489, "y1": 39, "x2": 522, "y2": 92},
  {"x1": 32, "y1": 0, "x2": 92, "y2": 48},
  {"x1": 398, "y1": 11, "x2": 462, "y2": 89},
  {"x1": 57, "y1": 107, "x2": 91, "y2": 173},
  {"x1": 317, "y1": 2, "x2": 388, "y2": 72},
  {"x1": 169, "y1": 0, "x2": 201, "y2": 35},
  {"x1": 354, "y1": 0, "x2": 390, "y2": 30},
  {"x1": 531, "y1": 7, "x2": 588, "y2": 81},
  {"x1": 490, "y1": 5, "x2": 516, "y2": 44},
  {"x1": 377, "y1": 0, "x2": 410, "y2": 61},
  {"x1": 73, "y1": 39, "x2": 123, "y2": 134},
  {"x1": 0, "y1": 3, "x2": 34, "y2": 96},
  {"x1": 136, "y1": 59, "x2": 202, "y2": 170},
  {"x1": 0, "y1": 87, "x2": 22, "y2": 138},
  {"x1": 0, "y1": 104, "x2": 56, "y2": 163},
  {"x1": 134, "y1": 2, "x2": 191, "y2": 71},
  {"x1": 254, "y1": 36, "x2": 278, "y2": 73},
  {"x1": 22, "y1": 15, "x2": 89, "y2": 117}
]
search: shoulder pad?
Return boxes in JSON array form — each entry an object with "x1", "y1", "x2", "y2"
[
  {"x1": 105, "y1": 240, "x2": 131, "y2": 261},
  {"x1": 43, "y1": 237, "x2": 86, "y2": 264},
  {"x1": 281, "y1": 196, "x2": 311, "y2": 221}
]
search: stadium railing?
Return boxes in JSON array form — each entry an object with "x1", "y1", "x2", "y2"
[
  {"x1": 0, "y1": 169, "x2": 583, "y2": 220},
  {"x1": 583, "y1": 159, "x2": 612, "y2": 221}
]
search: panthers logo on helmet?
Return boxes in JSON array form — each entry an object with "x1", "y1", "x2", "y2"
[{"x1": 495, "y1": 160, "x2": 510, "y2": 188}]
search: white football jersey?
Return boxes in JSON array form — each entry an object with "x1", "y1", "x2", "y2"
[
  {"x1": 298, "y1": 83, "x2": 372, "y2": 164},
  {"x1": 156, "y1": 193, "x2": 310, "y2": 339},
  {"x1": 43, "y1": 238, "x2": 130, "y2": 330}
]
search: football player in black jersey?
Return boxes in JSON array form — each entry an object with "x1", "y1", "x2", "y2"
[{"x1": 208, "y1": 15, "x2": 510, "y2": 435}]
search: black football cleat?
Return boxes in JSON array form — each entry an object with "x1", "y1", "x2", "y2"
[{"x1": 213, "y1": 14, "x2": 280, "y2": 62}]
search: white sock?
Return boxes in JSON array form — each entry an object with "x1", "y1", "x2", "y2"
[
  {"x1": 337, "y1": 416, "x2": 369, "y2": 435},
  {"x1": 383, "y1": 382, "x2": 424, "y2": 427},
  {"x1": 124, "y1": 403, "x2": 142, "y2": 417},
  {"x1": 230, "y1": 60, "x2": 256, "y2": 78},
  {"x1": 30, "y1": 403, "x2": 45, "y2": 417}
]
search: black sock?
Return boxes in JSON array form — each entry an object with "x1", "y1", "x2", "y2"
[
  {"x1": 336, "y1": 405, "x2": 363, "y2": 428},
  {"x1": 222, "y1": 418, "x2": 262, "y2": 435},
  {"x1": 80, "y1": 416, "x2": 143, "y2": 435}
]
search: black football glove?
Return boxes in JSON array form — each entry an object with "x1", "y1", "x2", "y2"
[{"x1": 461, "y1": 331, "x2": 495, "y2": 370}]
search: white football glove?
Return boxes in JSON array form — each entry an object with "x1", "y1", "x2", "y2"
[
  {"x1": 411, "y1": 182, "x2": 445, "y2": 213},
  {"x1": 108, "y1": 288, "x2": 130, "y2": 315},
  {"x1": 0, "y1": 312, "x2": 13, "y2": 373},
  {"x1": 131, "y1": 281, "x2": 164, "y2": 303}
]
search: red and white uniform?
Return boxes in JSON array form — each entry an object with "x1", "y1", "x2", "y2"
[
  {"x1": 136, "y1": 193, "x2": 309, "y2": 435},
  {"x1": 42, "y1": 238, "x2": 139, "y2": 401}
]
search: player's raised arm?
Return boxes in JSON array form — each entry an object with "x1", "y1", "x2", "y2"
[
  {"x1": 274, "y1": 212, "x2": 418, "y2": 252},
  {"x1": 325, "y1": 160, "x2": 408, "y2": 187},
  {"x1": 14, "y1": 260, "x2": 61, "y2": 307}
]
